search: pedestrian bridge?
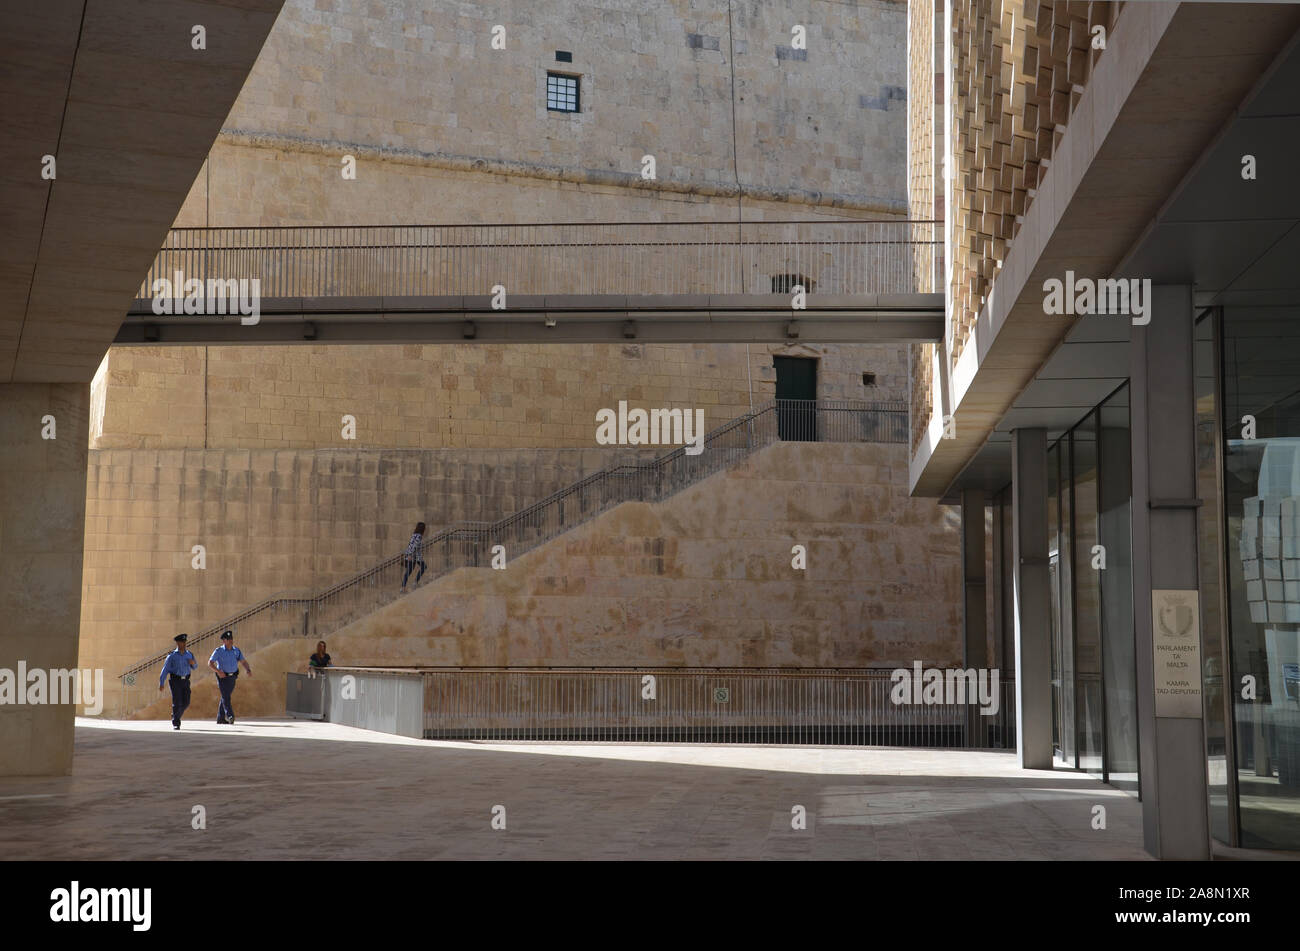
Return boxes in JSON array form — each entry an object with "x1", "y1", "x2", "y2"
[{"x1": 117, "y1": 220, "x2": 942, "y2": 345}]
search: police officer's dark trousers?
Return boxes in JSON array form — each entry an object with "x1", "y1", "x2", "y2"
[
  {"x1": 169, "y1": 674, "x2": 191, "y2": 725},
  {"x1": 216, "y1": 671, "x2": 238, "y2": 723}
]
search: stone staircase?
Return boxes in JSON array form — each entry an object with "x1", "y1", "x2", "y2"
[{"x1": 112, "y1": 398, "x2": 905, "y2": 717}]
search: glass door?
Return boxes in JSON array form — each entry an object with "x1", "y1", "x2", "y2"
[
  {"x1": 1050, "y1": 551, "x2": 1064, "y2": 759},
  {"x1": 1072, "y1": 417, "x2": 1105, "y2": 776}
]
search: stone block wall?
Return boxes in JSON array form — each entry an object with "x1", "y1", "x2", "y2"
[
  {"x1": 91, "y1": 342, "x2": 909, "y2": 451},
  {"x1": 86, "y1": 0, "x2": 943, "y2": 699},
  {"x1": 89, "y1": 0, "x2": 915, "y2": 456},
  {"x1": 127, "y1": 440, "x2": 964, "y2": 721},
  {"x1": 80, "y1": 446, "x2": 644, "y2": 680},
  {"x1": 940, "y1": 0, "x2": 1120, "y2": 371},
  {"x1": 326, "y1": 439, "x2": 963, "y2": 670},
  {"x1": 903, "y1": 0, "x2": 1124, "y2": 457},
  {"x1": 206, "y1": 0, "x2": 907, "y2": 215}
]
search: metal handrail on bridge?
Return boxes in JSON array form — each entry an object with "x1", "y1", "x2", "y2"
[
  {"x1": 134, "y1": 220, "x2": 939, "y2": 299},
  {"x1": 115, "y1": 398, "x2": 905, "y2": 717}
]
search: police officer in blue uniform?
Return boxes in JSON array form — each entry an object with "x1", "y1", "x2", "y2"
[
  {"x1": 209, "y1": 630, "x2": 252, "y2": 724},
  {"x1": 158, "y1": 633, "x2": 196, "y2": 730}
]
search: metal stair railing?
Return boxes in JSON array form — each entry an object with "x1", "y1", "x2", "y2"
[{"x1": 115, "y1": 398, "x2": 906, "y2": 716}]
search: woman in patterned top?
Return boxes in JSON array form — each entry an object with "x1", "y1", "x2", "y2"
[{"x1": 401, "y1": 521, "x2": 427, "y2": 591}]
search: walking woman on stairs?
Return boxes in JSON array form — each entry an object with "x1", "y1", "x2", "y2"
[{"x1": 401, "y1": 521, "x2": 427, "y2": 591}]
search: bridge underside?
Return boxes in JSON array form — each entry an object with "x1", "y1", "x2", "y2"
[{"x1": 116, "y1": 293, "x2": 944, "y2": 345}]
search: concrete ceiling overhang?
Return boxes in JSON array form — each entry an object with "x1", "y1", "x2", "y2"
[
  {"x1": 937, "y1": 6, "x2": 1300, "y2": 505},
  {"x1": 0, "y1": 0, "x2": 285, "y2": 384},
  {"x1": 910, "y1": 1, "x2": 1300, "y2": 500}
]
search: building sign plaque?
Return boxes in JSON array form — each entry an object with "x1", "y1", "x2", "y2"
[{"x1": 1151, "y1": 589, "x2": 1202, "y2": 718}]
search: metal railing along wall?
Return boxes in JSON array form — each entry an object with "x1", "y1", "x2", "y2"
[
  {"x1": 308, "y1": 667, "x2": 1016, "y2": 749},
  {"x1": 117, "y1": 399, "x2": 906, "y2": 717},
  {"x1": 135, "y1": 220, "x2": 939, "y2": 300}
]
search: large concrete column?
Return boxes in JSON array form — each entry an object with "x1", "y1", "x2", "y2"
[
  {"x1": 1130, "y1": 285, "x2": 1210, "y2": 859},
  {"x1": 0, "y1": 383, "x2": 90, "y2": 776},
  {"x1": 1012, "y1": 428, "x2": 1053, "y2": 769}
]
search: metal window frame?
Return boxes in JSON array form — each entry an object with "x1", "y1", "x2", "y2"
[
  {"x1": 546, "y1": 71, "x2": 580, "y2": 112},
  {"x1": 1047, "y1": 380, "x2": 1133, "y2": 780}
]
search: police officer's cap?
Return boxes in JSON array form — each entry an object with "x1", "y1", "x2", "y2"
[
  {"x1": 174, "y1": 633, "x2": 188, "y2": 643},
  {"x1": 220, "y1": 630, "x2": 234, "y2": 640}
]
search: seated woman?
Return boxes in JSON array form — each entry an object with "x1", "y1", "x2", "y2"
[{"x1": 308, "y1": 641, "x2": 332, "y2": 671}]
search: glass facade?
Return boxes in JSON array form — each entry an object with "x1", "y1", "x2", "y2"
[
  {"x1": 1034, "y1": 307, "x2": 1300, "y2": 844},
  {"x1": 1097, "y1": 388, "x2": 1138, "y2": 792},
  {"x1": 1074, "y1": 414, "x2": 1104, "y2": 776},
  {"x1": 1048, "y1": 442, "x2": 1071, "y2": 764},
  {"x1": 1006, "y1": 385, "x2": 1138, "y2": 787},
  {"x1": 1203, "y1": 306, "x2": 1300, "y2": 849},
  {"x1": 991, "y1": 306, "x2": 1300, "y2": 848},
  {"x1": 1195, "y1": 312, "x2": 1232, "y2": 843}
]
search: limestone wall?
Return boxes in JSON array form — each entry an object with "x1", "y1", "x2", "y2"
[
  {"x1": 193, "y1": 0, "x2": 906, "y2": 221},
  {"x1": 91, "y1": 342, "x2": 909, "y2": 451},
  {"x1": 336, "y1": 441, "x2": 962, "y2": 669},
  {"x1": 91, "y1": 0, "x2": 913, "y2": 454},
  {"x1": 128, "y1": 440, "x2": 963, "y2": 721},
  {"x1": 939, "y1": 0, "x2": 1119, "y2": 372},
  {"x1": 80, "y1": 445, "x2": 650, "y2": 680},
  {"x1": 85, "y1": 0, "x2": 937, "y2": 697}
]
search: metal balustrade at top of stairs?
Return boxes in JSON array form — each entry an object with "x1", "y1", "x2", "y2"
[{"x1": 115, "y1": 398, "x2": 906, "y2": 717}]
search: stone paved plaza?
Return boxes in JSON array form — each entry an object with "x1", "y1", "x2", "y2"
[{"x1": 0, "y1": 719, "x2": 1148, "y2": 861}]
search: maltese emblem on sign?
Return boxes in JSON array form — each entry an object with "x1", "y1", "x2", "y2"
[{"x1": 1151, "y1": 590, "x2": 1202, "y2": 718}]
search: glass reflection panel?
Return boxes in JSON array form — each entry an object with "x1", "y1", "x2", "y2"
[
  {"x1": 1098, "y1": 386, "x2": 1137, "y2": 792},
  {"x1": 1223, "y1": 306, "x2": 1300, "y2": 849},
  {"x1": 1195, "y1": 314, "x2": 1230, "y2": 841},
  {"x1": 1073, "y1": 415, "x2": 1104, "y2": 775}
]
